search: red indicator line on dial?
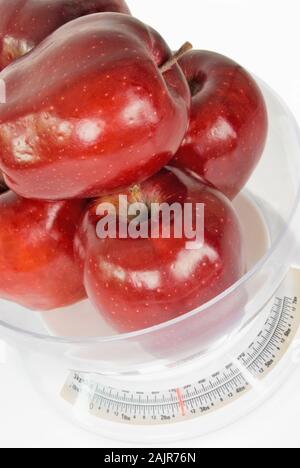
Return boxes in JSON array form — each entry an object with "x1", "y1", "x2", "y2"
[{"x1": 176, "y1": 388, "x2": 186, "y2": 417}]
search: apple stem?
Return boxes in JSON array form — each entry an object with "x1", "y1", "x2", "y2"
[
  {"x1": 129, "y1": 184, "x2": 142, "y2": 203},
  {"x1": 160, "y1": 42, "x2": 193, "y2": 74}
]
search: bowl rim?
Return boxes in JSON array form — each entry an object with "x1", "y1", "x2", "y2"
[{"x1": 1, "y1": 79, "x2": 300, "y2": 345}]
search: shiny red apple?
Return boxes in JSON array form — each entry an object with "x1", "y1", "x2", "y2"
[
  {"x1": 0, "y1": 0, "x2": 131, "y2": 70},
  {"x1": 170, "y1": 50, "x2": 268, "y2": 200},
  {"x1": 0, "y1": 13, "x2": 190, "y2": 200},
  {"x1": 0, "y1": 1, "x2": 131, "y2": 188},
  {"x1": 0, "y1": 191, "x2": 86, "y2": 310},
  {"x1": 75, "y1": 167, "x2": 245, "y2": 333}
]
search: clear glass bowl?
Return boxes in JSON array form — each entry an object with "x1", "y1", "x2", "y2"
[{"x1": 0, "y1": 80, "x2": 300, "y2": 435}]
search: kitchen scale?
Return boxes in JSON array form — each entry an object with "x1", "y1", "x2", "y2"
[{"x1": 0, "y1": 80, "x2": 300, "y2": 443}]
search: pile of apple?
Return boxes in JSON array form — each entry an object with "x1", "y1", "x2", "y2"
[{"x1": 0, "y1": 0, "x2": 268, "y2": 333}]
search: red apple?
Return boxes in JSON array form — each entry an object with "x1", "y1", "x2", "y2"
[
  {"x1": 0, "y1": 191, "x2": 86, "y2": 310},
  {"x1": 0, "y1": 1, "x2": 131, "y2": 189},
  {"x1": 0, "y1": 0, "x2": 131, "y2": 70},
  {"x1": 170, "y1": 50, "x2": 268, "y2": 200},
  {"x1": 0, "y1": 13, "x2": 191, "y2": 200},
  {"x1": 75, "y1": 167, "x2": 245, "y2": 333}
]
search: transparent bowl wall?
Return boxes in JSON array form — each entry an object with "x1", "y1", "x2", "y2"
[{"x1": 0, "y1": 80, "x2": 300, "y2": 377}]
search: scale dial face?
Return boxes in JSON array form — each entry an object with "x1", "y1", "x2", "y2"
[{"x1": 61, "y1": 269, "x2": 300, "y2": 427}]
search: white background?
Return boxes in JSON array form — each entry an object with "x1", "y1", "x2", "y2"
[{"x1": 0, "y1": 0, "x2": 300, "y2": 449}]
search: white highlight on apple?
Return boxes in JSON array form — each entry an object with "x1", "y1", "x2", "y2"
[
  {"x1": 96, "y1": 196, "x2": 205, "y2": 250},
  {"x1": 76, "y1": 119, "x2": 104, "y2": 144},
  {"x1": 0, "y1": 79, "x2": 6, "y2": 104}
]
